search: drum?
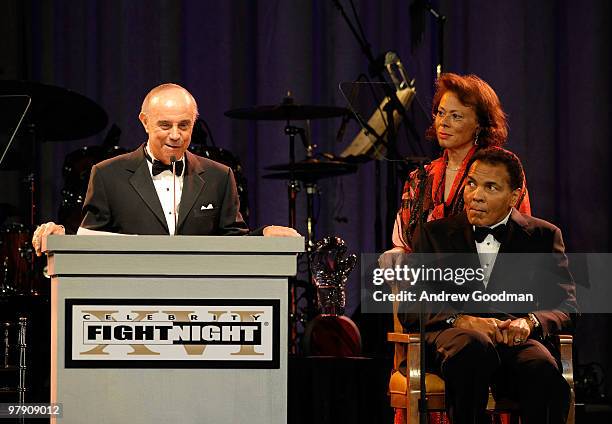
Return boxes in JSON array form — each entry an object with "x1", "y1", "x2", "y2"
[
  {"x1": 61, "y1": 145, "x2": 107, "y2": 194},
  {"x1": 0, "y1": 224, "x2": 43, "y2": 296},
  {"x1": 59, "y1": 145, "x2": 127, "y2": 233},
  {"x1": 188, "y1": 144, "x2": 250, "y2": 222},
  {"x1": 302, "y1": 315, "x2": 362, "y2": 357}
]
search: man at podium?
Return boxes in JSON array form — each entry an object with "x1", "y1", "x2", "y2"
[{"x1": 32, "y1": 83, "x2": 298, "y2": 253}]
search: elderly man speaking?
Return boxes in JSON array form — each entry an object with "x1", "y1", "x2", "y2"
[{"x1": 33, "y1": 83, "x2": 298, "y2": 253}]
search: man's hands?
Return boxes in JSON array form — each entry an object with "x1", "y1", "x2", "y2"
[
  {"x1": 33, "y1": 223, "x2": 299, "y2": 253},
  {"x1": 497, "y1": 318, "x2": 532, "y2": 347},
  {"x1": 32, "y1": 222, "x2": 65, "y2": 256},
  {"x1": 454, "y1": 315, "x2": 532, "y2": 347},
  {"x1": 454, "y1": 315, "x2": 507, "y2": 344},
  {"x1": 262, "y1": 225, "x2": 301, "y2": 237}
]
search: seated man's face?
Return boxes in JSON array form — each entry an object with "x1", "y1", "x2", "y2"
[
  {"x1": 463, "y1": 160, "x2": 520, "y2": 227},
  {"x1": 139, "y1": 87, "x2": 195, "y2": 164}
]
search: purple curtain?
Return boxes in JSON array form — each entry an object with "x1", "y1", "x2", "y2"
[{"x1": 3, "y1": 0, "x2": 612, "y2": 396}]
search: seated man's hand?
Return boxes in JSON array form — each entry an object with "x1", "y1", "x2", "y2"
[
  {"x1": 455, "y1": 315, "x2": 508, "y2": 345},
  {"x1": 497, "y1": 318, "x2": 531, "y2": 347},
  {"x1": 378, "y1": 246, "x2": 408, "y2": 269},
  {"x1": 32, "y1": 222, "x2": 65, "y2": 256},
  {"x1": 262, "y1": 225, "x2": 301, "y2": 237}
]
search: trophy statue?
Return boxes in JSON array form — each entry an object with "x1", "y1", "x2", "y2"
[{"x1": 303, "y1": 236, "x2": 360, "y2": 356}]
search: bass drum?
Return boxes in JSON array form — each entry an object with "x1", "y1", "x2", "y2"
[
  {"x1": 188, "y1": 144, "x2": 250, "y2": 223},
  {"x1": 302, "y1": 314, "x2": 362, "y2": 357},
  {"x1": 58, "y1": 145, "x2": 127, "y2": 234},
  {"x1": 0, "y1": 223, "x2": 46, "y2": 296}
]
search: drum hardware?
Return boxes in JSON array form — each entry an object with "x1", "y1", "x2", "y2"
[
  {"x1": 1, "y1": 258, "x2": 13, "y2": 296},
  {"x1": 224, "y1": 97, "x2": 349, "y2": 121},
  {"x1": 17, "y1": 317, "x2": 27, "y2": 403},
  {"x1": 0, "y1": 318, "x2": 27, "y2": 403},
  {"x1": 226, "y1": 94, "x2": 353, "y2": 244},
  {"x1": 2, "y1": 322, "x2": 9, "y2": 369}
]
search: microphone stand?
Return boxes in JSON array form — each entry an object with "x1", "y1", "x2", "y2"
[
  {"x1": 332, "y1": 2, "x2": 429, "y2": 421},
  {"x1": 332, "y1": 0, "x2": 419, "y2": 251},
  {"x1": 170, "y1": 156, "x2": 177, "y2": 235}
]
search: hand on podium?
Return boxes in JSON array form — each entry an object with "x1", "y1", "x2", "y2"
[
  {"x1": 32, "y1": 221, "x2": 65, "y2": 256},
  {"x1": 263, "y1": 225, "x2": 301, "y2": 237}
]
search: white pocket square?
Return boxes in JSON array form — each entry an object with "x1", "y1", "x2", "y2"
[{"x1": 201, "y1": 203, "x2": 214, "y2": 210}]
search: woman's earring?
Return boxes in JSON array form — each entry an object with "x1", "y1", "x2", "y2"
[{"x1": 474, "y1": 131, "x2": 480, "y2": 146}]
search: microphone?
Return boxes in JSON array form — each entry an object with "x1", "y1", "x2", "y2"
[{"x1": 170, "y1": 155, "x2": 177, "y2": 235}]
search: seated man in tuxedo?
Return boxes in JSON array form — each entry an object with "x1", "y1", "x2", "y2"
[
  {"x1": 401, "y1": 147, "x2": 577, "y2": 424},
  {"x1": 32, "y1": 83, "x2": 298, "y2": 253}
]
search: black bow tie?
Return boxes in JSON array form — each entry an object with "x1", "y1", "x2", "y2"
[
  {"x1": 151, "y1": 159, "x2": 184, "y2": 176},
  {"x1": 143, "y1": 147, "x2": 184, "y2": 176},
  {"x1": 474, "y1": 224, "x2": 507, "y2": 243}
]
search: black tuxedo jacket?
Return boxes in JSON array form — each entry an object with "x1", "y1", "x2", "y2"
[
  {"x1": 400, "y1": 209, "x2": 578, "y2": 340},
  {"x1": 81, "y1": 145, "x2": 250, "y2": 236}
]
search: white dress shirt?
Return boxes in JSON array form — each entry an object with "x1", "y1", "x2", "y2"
[
  {"x1": 475, "y1": 209, "x2": 512, "y2": 288},
  {"x1": 145, "y1": 144, "x2": 184, "y2": 235}
]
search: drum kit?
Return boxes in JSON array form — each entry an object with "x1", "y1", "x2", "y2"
[
  {"x1": 0, "y1": 81, "x2": 110, "y2": 297},
  {"x1": 225, "y1": 94, "x2": 360, "y2": 352},
  {"x1": 225, "y1": 94, "x2": 358, "y2": 248}
]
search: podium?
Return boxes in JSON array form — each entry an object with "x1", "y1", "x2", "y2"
[{"x1": 45, "y1": 235, "x2": 304, "y2": 424}]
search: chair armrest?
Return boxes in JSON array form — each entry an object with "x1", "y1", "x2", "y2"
[
  {"x1": 388, "y1": 332, "x2": 421, "y2": 344},
  {"x1": 556, "y1": 334, "x2": 574, "y2": 390}
]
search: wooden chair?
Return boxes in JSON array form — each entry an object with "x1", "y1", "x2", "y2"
[{"x1": 387, "y1": 332, "x2": 575, "y2": 424}]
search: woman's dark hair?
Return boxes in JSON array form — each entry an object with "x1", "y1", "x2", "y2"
[{"x1": 425, "y1": 73, "x2": 508, "y2": 147}]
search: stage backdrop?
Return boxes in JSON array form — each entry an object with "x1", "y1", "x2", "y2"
[{"x1": 2, "y1": 0, "x2": 611, "y2": 396}]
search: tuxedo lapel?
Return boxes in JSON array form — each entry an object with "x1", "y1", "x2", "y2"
[
  {"x1": 176, "y1": 151, "x2": 205, "y2": 232},
  {"x1": 486, "y1": 209, "x2": 531, "y2": 292},
  {"x1": 446, "y1": 213, "x2": 483, "y2": 293},
  {"x1": 127, "y1": 147, "x2": 169, "y2": 232},
  {"x1": 449, "y1": 212, "x2": 478, "y2": 253},
  {"x1": 498, "y1": 209, "x2": 530, "y2": 253}
]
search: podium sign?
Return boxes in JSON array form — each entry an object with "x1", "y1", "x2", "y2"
[{"x1": 46, "y1": 235, "x2": 303, "y2": 424}]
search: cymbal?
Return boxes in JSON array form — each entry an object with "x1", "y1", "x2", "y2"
[
  {"x1": 263, "y1": 158, "x2": 357, "y2": 181},
  {"x1": 225, "y1": 102, "x2": 350, "y2": 121},
  {"x1": 0, "y1": 80, "x2": 108, "y2": 141}
]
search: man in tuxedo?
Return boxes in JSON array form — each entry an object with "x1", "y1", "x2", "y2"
[
  {"x1": 32, "y1": 83, "x2": 297, "y2": 252},
  {"x1": 401, "y1": 147, "x2": 577, "y2": 423}
]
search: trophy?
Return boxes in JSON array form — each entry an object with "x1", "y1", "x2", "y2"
[{"x1": 303, "y1": 236, "x2": 360, "y2": 356}]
